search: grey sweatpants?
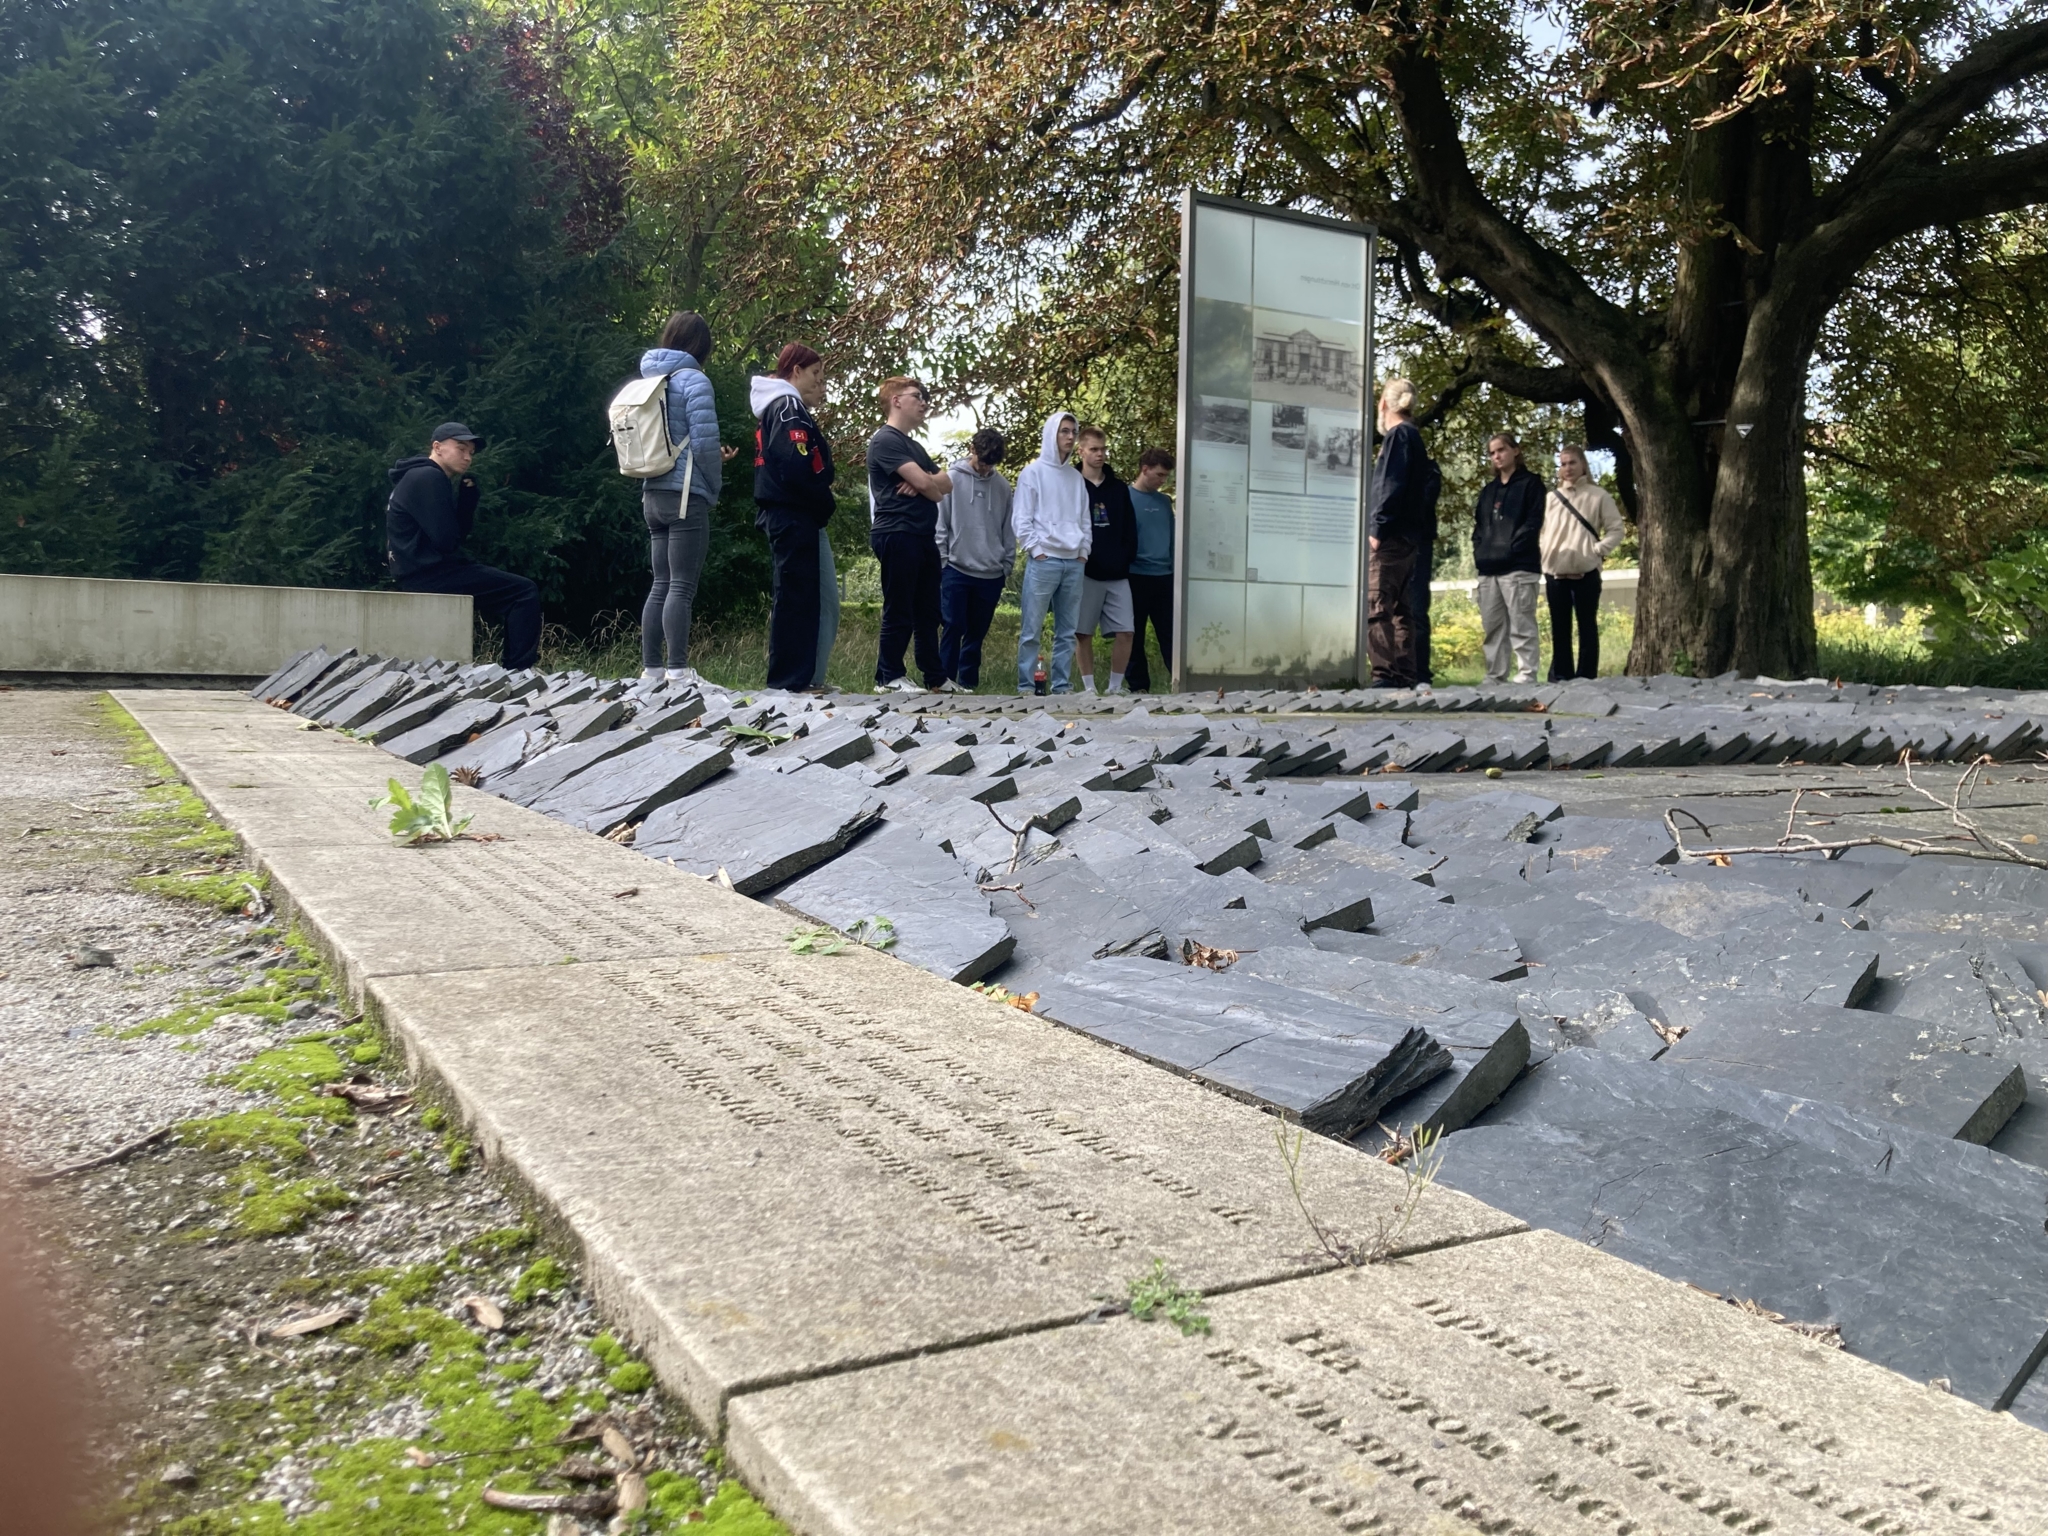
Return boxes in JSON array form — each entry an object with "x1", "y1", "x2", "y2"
[{"x1": 1475, "y1": 571, "x2": 1541, "y2": 684}]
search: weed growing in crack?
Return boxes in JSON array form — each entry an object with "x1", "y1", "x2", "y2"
[
  {"x1": 1126, "y1": 1260, "x2": 1212, "y2": 1336},
  {"x1": 1275, "y1": 1121, "x2": 1445, "y2": 1267},
  {"x1": 371, "y1": 763, "x2": 474, "y2": 845}
]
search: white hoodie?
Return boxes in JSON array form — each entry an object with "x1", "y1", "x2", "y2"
[
  {"x1": 748, "y1": 374, "x2": 801, "y2": 417},
  {"x1": 1010, "y1": 411, "x2": 1092, "y2": 561}
]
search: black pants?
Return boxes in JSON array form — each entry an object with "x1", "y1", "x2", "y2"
[
  {"x1": 1366, "y1": 538, "x2": 1418, "y2": 687},
  {"x1": 1406, "y1": 531, "x2": 1435, "y2": 685},
  {"x1": 400, "y1": 561, "x2": 541, "y2": 671},
  {"x1": 1124, "y1": 571, "x2": 1174, "y2": 692},
  {"x1": 761, "y1": 506, "x2": 823, "y2": 691},
  {"x1": 1546, "y1": 570, "x2": 1602, "y2": 680},
  {"x1": 871, "y1": 530, "x2": 942, "y2": 687},
  {"x1": 939, "y1": 565, "x2": 1005, "y2": 688}
]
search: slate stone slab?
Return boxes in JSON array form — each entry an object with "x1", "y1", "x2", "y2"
[
  {"x1": 981, "y1": 856, "x2": 1169, "y2": 988},
  {"x1": 528, "y1": 737, "x2": 733, "y2": 835},
  {"x1": 1450, "y1": 1050, "x2": 2048, "y2": 1414},
  {"x1": 774, "y1": 822, "x2": 1014, "y2": 983},
  {"x1": 315, "y1": 667, "x2": 413, "y2": 729},
  {"x1": 1659, "y1": 994, "x2": 2027, "y2": 1142},
  {"x1": 381, "y1": 696, "x2": 508, "y2": 765},
  {"x1": 1406, "y1": 788, "x2": 1562, "y2": 846},
  {"x1": 1240, "y1": 854, "x2": 1381, "y2": 932},
  {"x1": 1034, "y1": 958, "x2": 1450, "y2": 1138},
  {"x1": 553, "y1": 698, "x2": 627, "y2": 743},
  {"x1": 1530, "y1": 815, "x2": 1678, "y2": 871},
  {"x1": 633, "y1": 768, "x2": 884, "y2": 896},
  {"x1": 356, "y1": 685, "x2": 458, "y2": 744},
  {"x1": 487, "y1": 728, "x2": 651, "y2": 808},
  {"x1": 1234, "y1": 948, "x2": 1530, "y2": 1133},
  {"x1": 431, "y1": 713, "x2": 551, "y2": 782}
]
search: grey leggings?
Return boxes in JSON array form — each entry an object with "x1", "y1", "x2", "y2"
[{"x1": 642, "y1": 488, "x2": 712, "y2": 669}]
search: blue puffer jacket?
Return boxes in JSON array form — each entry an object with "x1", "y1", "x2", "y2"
[{"x1": 638, "y1": 348, "x2": 721, "y2": 506}]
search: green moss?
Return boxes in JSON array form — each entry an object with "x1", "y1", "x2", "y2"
[
  {"x1": 510, "y1": 1256, "x2": 570, "y2": 1304},
  {"x1": 180, "y1": 1110, "x2": 311, "y2": 1163},
  {"x1": 349, "y1": 1039, "x2": 383, "y2": 1065},
  {"x1": 442, "y1": 1134, "x2": 474, "y2": 1173},
  {"x1": 419, "y1": 1105, "x2": 447, "y2": 1132},
  {"x1": 463, "y1": 1226, "x2": 536, "y2": 1262},
  {"x1": 135, "y1": 869, "x2": 266, "y2": 915},
  {"x1": 97, "y1": 697, "x2": 241, "y2": 864},
  {"x1": 232, "y1": 1164, "x2": 354, "y2": 1238},
  {"x1": 589, "y1": 1331, "x2": 629, "y2": 1368},
  {"x1": 698, "y1": 1481, "x2": 786, "y2": 1534},
  {"x1": 607, "y1": 1361, "x2": 654, "y2": 1393}
]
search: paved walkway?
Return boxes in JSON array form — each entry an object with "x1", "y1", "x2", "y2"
[{"x1": 119, "y1": 689, "x2": 2048, "y2": 1534}]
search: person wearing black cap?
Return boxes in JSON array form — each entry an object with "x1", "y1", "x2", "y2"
[{"x1": 386, "y1": 423, "x2": 543, "y2": 671}]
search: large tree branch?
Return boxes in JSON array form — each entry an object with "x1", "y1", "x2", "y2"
[
  {"x1": 1805, "y1": 140, "x2": 2048, "y2": 291},
  {"x1": 1379, "y1": 27, "x2": 1660, "y2": 412},
  {"x1": 1413, "y1": 353, "x2": 1585, "y2": 427},
  {"x1": 1827, "y1": 19, "x2": 2048, "y2": 212}
]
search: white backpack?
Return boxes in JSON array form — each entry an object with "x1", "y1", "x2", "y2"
[{"x1": 607, "y1": 370, "x2": 695, "y2": 499}]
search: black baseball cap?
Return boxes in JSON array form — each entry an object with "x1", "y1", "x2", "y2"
[{"x1": 431, "y1": 421, "x2": 483, "y2": 446}]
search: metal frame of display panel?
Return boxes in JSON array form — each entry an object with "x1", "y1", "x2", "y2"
[{"x1": 1172, "y1": 190, "x2": 1377, "y2": 692}]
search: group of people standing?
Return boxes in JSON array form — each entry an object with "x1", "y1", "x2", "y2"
[
  {"x1": 754, "y1": 362, "x2": 1179, "y2": 696},
  {"x1": 383, "y1": 316, "x2": 1622, "y2": 697},
  {"x1": 1366, "y1": 377, "x2": 1625, "y2": 690}
]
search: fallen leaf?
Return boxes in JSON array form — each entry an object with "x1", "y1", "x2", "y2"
[
  {"x1": 1180, "y1": 938, "x2": 1241, "y2": 972},
  {"x1": 461, "y1": 1294, "x2": 505, "y2": 1331},
  {"x1": 482, "y1": 1488, "x2": 615, "y2": 1516},
  {"x1": 599, "y1": 1423, "x2": 637, "y2": 1467},
  {"x1": 615, "y1": 1470, "x2": 648, "y2": 1513},
  {"x1": 318, "y1": 1081, "x2": 412, "y2": 1112},
  {"x1": 263, "y1": 1306, "x2": 356, "y2": 1340}
]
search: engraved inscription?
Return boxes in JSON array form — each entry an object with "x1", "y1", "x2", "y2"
[{"x1": 1411, "y1": 1296, "x2": 1942, "y2": 1535}]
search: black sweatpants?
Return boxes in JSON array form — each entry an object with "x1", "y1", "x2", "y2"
[
  {"x1": 871, "y1": 529, "x2": 942, "y2": 688},
  {"x1": 761, "y1": 505, "x2": 823, "y2": 691},
  {"x1": 400, "y1": 560, "x2": 542, "y2": 671},
  {"x1": 1545, "y1": 570, "x2": 1602, "y2": 680},
  {"x1": 1124, "y1": 571, "x2": 1174, "y2": 692}
]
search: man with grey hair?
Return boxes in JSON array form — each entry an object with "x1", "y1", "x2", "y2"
[{"x1": 1365, "y1": 379, "x2": 1438, "y2": 688}]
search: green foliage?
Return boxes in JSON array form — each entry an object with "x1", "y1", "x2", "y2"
[
  {"x1": 372, "y1": 763, "x2": 474, "y2": 845},
  {"x1": 1125, "y1": 1260, "x2": 1211, "y2": 1337},
  {"x1": 786, "y1": 926, "x2": 848, "y2": 956}
]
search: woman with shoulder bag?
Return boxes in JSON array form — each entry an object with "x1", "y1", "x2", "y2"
[
  {"x1": 750, "y1": 344, "x2": 838, "y2": 691},
  {"x1": 1540, "y1": 444, "x2": 1626, "y2": 680},
  {"x1": 638, "y1": 311, "x2": 735, "y2": 682}
]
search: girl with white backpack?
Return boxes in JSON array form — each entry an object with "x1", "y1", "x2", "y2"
[{"x1": 616, "y1": 311, "x2": 732, "y2": 681}]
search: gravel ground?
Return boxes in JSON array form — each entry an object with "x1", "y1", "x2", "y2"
[{"x1": 0, "y1": 689, "x2": 770, "y2": 1535}]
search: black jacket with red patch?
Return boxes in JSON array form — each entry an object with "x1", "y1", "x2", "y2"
[{"x1": 752, "y1": 393, "x2": 837, "y2": 527}]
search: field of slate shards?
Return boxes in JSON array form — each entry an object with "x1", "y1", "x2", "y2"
[{"x1": 253, "y1": 648, "x2": 2048, "y2": 1429}]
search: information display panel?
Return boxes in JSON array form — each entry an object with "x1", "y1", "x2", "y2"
[{"x1": 1174, "y1": 193, "x2": 1375, "y2": 689}]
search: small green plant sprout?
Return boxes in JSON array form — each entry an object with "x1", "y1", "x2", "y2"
[
  {"x1": 846, "y1": 915, "x2": 897, "y2": 951},
  {"x1": 726, "y1": 723, "x2": 792, "y2": 744},
  {"x1": 1126, "y1": 1259, "x2": 1211, "y2": 1336},
  {"x1": 787, "y1": 925, "x2": 848, "y2": 956},
  {"x1": 1275, "y1": 1119, "x2": 1444, "y2": 1267},
  {"x1": 370, "y1": 763, "x2": 473, "y2": 846}
]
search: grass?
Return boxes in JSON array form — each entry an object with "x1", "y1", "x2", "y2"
[{"x1": 510, "y1": 577, "x2": 2048, "y2": 697}]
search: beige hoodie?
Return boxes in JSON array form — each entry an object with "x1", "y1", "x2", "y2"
[{"x1": 1540, "y1": 480, "x2": 1626, "y2": 577}]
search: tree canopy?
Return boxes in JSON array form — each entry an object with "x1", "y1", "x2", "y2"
[{"x1": 673, "y1": 0, "x2": 2048, "y2": 673}]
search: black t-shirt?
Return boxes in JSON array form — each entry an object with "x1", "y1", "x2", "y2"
[{"x1": 867, "y1": 426, "x2": 939, "y2": 537}]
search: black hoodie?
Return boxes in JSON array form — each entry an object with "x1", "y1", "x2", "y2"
[
  {"x1": 1081, "y1": 464, "x2": 1138, "y2": 582},
  {"x1": 1472, "y1": 466, "x2": 1545, "y2": 577},
  {"x1": 386, "y1": 455, "x2": 478, "y2": 577}
]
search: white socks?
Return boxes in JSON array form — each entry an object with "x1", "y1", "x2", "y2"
[
  {"x1": 1107, "y1": 673, "x2": 1126, "y2": 695},
  {"x1": 1082, "y1": 675, "x2": 1098, "y2": 695}
]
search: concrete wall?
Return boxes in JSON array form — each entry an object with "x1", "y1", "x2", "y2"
[{"x1": 0, "y1": 574, "x2": 470, "y2": 681}]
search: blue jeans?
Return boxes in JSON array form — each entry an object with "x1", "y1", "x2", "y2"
[
  {"x1": 815, "y1": 532, "x2": 839, "y2": 689},
  {"x1": 940, "y1": 565, "x2": 1006, "y2": 689},
  {"x1": 1016, "y1": 555, "x2": 1083, "y2": 692}
]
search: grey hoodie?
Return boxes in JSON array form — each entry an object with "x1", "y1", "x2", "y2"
[
  {"x1": 1010, "y1": 411, "x2": 1091, "y2": 561},
  {"x1": 934, "y1": 457, "x2": 1016, "y2": 579}
]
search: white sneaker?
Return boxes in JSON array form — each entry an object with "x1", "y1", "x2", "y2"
[
  {"x1": 935, "y1": 678, "x2": 971, "y2": 694},
  {"x1": 640, "y1": 667, "x2": 663, "y2": 682},
  {"x1": 666, "y1": 667, "x2": 700, "y2": 685}
]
